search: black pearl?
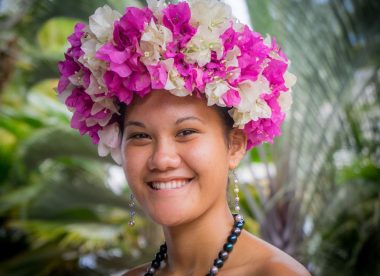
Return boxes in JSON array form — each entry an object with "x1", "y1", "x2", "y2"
[
  {"x1": 214, "y1": 258, "x2": 224, "y2": 268},
  {"x1": 228, "y1": 234, "x2": 238, "y2": 244},
  {"x1": 235, "y1": 221, "x2": 244, "y2": 229},
  {"x1": 233, "y1": 227, "x2": 241, "y2": 235},
  {"x1": 151, "y1": 260, "x2": 160, "y2": 269},
  {"x1": 219, "y1": 250, "x2": 229, "y2": 260},
  {"x1": 145, "y1": 215, "x2": 244, "y2": 275},
  {"x1": 155, "y1": 252, "x2": 164, "y2": 261},
  {"x1": 223, "y1": 242, "x2": 233, "y2": 252},
  {"x1": 160, "y1": 244, "x2": 167, "y2": 253}
]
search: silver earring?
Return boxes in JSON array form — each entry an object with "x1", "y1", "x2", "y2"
[
  {"x1": 128, "y1": 193, "x2": 136, "y2": 227},
  {"x1": 232, "y1": 170, "x2": 241, "y2": 213}
]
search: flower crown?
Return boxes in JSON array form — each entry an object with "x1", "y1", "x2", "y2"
[{"x1": 57, "y1": 0, "x2": 296, "y2": 165}]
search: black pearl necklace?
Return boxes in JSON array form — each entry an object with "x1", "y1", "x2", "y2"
[{"x1": 144, "y1": 214, "x2": 245, "y2": 276}]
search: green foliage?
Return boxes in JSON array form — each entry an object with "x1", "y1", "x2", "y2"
[
  {"x1": 308, "y1": 180, "x2": 380, "y2": 276},
  {"x1": 245, "y1": 0, "x2": 380, "y2": 274},
  {"x1": 37, "y1": 17, "x2": 78, "y2": 58}
]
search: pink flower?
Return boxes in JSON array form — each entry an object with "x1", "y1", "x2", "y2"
[
  {"x1": 68, "y1": 23, "x2": 86, "y2": 47},
  {"x1": 96, "y1": 43, "x2": 130, "y2": 64},
  {"x1": 57, "y1": 55, "x2": 80, "y2": 93},
  {"x1": 269, "y1": 37, "x2": 288, "y2": 62},
  {"x1": 243, "y1": 91, "x2": 285, "y2": 149},
  {"x1": 65, "y1": 87, "x2": 92, "y2": 117},
  {"x1": 58, "y1": 55, "x2": 80, "y2": 78},
  {"x1": 114, "y1": 7, "x2": 153, "y2": 48},
  {"x1": 70, "y1": 112, "x2": 102, "y2": 144},
  {"x1": 147, "y1": 63, "x2": 168, "y2": 89},
  {"x1": 103, "y1": 71, "x2": 133, "y2": 104},
  {"x1": 222, "y1": 89, "x2": 241, "y2": 107},
  {"x1": 96, "y1": 7, "x2": 153, "y2": 104},
  {"x1": 220, "y1": 27, "x2": 238, "y2": 54},
  {"x1": 162, "y1": 2, "x2": 196, "y2": 49},
  {"x1": 57, "y1": 77, "x2": 70, "y2": 93},
  {"x1": 123, "y1": 72, "x2": 151, "y2": 97},
  {"x1": 162, "y1": 2, "x2": 191, "y2": 36},
  {"x1": 262, "y1": 59, "x2": 287, "y2": 87}
]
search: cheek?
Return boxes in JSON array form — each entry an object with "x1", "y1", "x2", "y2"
[
  {"x1": 185, "y1": 134, "x2": 230, "y2": 178},
  {"x1": 122, "y1": 146, "x2": 148, "y2": 186}
]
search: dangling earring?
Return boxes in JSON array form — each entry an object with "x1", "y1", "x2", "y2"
[
  {"x1": 232, "y1": 170, "x2": 241, "y2": 213},
  {"x1": 128, "y1": 193, "x2": 136, "y2": 227}
]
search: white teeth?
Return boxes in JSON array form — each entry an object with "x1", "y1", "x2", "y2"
[{"x1": 151, "y1": 180, "x2": 190, "y2": 190}]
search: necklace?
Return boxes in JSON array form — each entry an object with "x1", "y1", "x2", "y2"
[{"x1": 144, "y1": 214, "x2": 245, "y2": 276}]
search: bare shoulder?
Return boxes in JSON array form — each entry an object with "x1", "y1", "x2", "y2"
[
  {"x1": 255, "y1": 254, "x2": 311, "y2": 276},
  {"x1": 234, "y1": 231, "x2": 311, "y2": 276},
  {"x1": 122, "y1": 262, "x2": 149, "y2": 276}
]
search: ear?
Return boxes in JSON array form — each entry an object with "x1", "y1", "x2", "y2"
[{"x1": 227, "y1": 128, "x2": 247, "y2": 170}]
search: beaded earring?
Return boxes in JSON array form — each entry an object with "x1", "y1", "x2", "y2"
[
  {"x1": 232, "y1": 170, "x2": 241, "y2": 213},
  {"x1": 128, "y1": 193, "x2": 136, "y2": 227}
]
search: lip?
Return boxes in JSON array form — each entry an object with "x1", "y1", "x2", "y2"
[{"x1": 146, "y1": 177, "x2": 193, "y2": 183}]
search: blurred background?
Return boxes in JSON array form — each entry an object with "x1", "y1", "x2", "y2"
[{"x1": 0, "y1": 0, "x2": 379, "y2": 275}]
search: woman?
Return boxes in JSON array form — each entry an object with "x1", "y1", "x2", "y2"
[{"x1": 58, "y1": 0, "x2": 310, "y2": 275}]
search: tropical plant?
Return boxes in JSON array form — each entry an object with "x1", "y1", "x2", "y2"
[{"x1": 239, "y1": 0, "x2": 380, "y2": 274}]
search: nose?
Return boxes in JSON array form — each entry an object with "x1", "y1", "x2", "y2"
[{"x1": 147, "y1": 138, "x2": 181, "y2": 171}]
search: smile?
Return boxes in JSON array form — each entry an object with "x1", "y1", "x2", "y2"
[{"x1": 149, "y1": 178, "x2": 193, "y2": 190}]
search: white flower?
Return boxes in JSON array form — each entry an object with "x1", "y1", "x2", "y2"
[
  {"x1": 85, "y1": 75, "x2": 105, "y2": 96},
  {"x1": 98, "y1": 122, "x2": 122, "y2": 165},
  {"x1": 224, "y1": 46, "x2": 241, "y2": 82},
  {"x1": 82, "y1": 6, "x2": 121, "y2": 86},
  {"x1": 263, "y1": 34, "x2": 272, "y2": 47},
  {"x1": 284, "y1": 70, "x2": 297, "y2": 89},
  {"x1": 162, "y1": 59, "x2": 190, "y2": 96},
  {"x1": 225, "y1": 46, "x2": 241, "y2": 68},
  {"x1": 89, "y1": 5, "x2": 121, "y2": 42},
  {"x1": 204, "y1": 79, "x2": 230, "y2": 107},
  {"x1": 230, "y1": 78, "x2": 272, "y2": 126},
  {"x1": 232, "y1": 20, "x2": 245, "y2": 32},
  {"x1": 228, "y1": 109, "x2": 251, "y2": 128},
  {"x1": 88, "y1": 98, "x2": 119, "y2": 124},
  {"x1": 183, "y1": 26, "x2": 223, "y2": 66},
  {"x1": 189, "y1": 0, "x2": 232, "y2": 35},
  {"x1": 278, "y1": 91, "x2": 292, "y2": 113},
  {"x1": 80, "y1": 37, "x2": 108, "y2": 78},
  {"x1": 140, "y1": 19, "x2": 173, "y2": 66},
  {"x1": 147, "y1": 0, "x2": 166, "y2": 20},
  {"x1": 278, "y1": 71, "x2": 295, "y2": 113},
  {"x1": 68, "y1": 70, "x2": 85, "y2": 87},
  {"x1": 237, "y1": 77, "x2": 270, "y2": 112}
]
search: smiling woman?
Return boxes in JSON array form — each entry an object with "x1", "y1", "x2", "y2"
[
  {"x1": 121, "y1": 91, "x2": 244, "y2": 227},
  {"x1": 57, "y1": 0, "x2": 308, "y2": 275}
]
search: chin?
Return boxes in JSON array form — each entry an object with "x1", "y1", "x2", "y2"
[{"x1": 147, "y1": 207, "x2": 191, "y2": 227}]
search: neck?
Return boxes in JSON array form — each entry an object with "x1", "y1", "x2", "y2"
[{"x1": 162, "y1": 203, "x2": 235, "y2": 274}]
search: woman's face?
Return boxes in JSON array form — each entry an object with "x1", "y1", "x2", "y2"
[{"x1": 121, "y1": 90, "x2": 245, "y2": 226}]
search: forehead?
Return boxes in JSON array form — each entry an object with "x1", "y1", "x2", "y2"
[{"x1": 124, "y1": 91, "x2": 220, "y2": 125}]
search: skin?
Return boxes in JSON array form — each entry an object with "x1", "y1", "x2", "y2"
[{"x1": 121, "y1": 90, "x2": 311, "y2": 276}]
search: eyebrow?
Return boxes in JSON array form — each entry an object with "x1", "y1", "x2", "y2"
[{"x1": 125, "y1": 116, "x2": 204, "y2": 129}]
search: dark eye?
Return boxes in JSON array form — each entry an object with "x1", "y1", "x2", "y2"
[
  {"x1": 177, "y1": 129, "x2": 197, "y2": 137},
  {"x1": 128, "y1": 133, "x2": 150, "y2": 140}
]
